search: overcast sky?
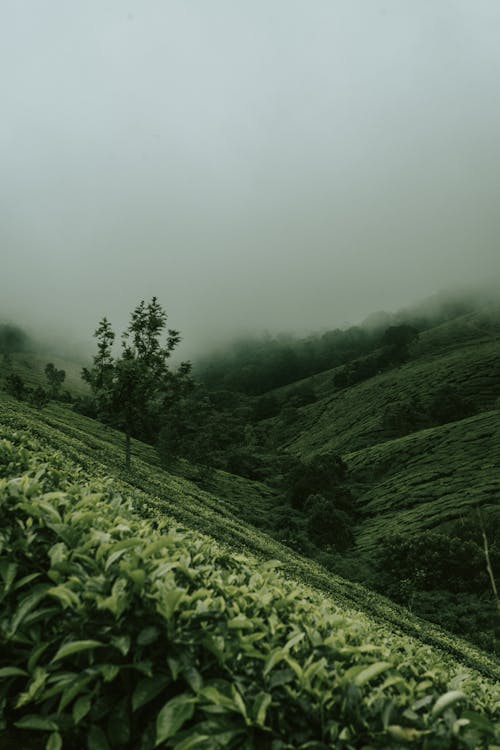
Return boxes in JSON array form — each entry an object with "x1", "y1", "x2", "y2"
[{"x1": 2, "y1": 1, "x2": 500, "y2": 357}]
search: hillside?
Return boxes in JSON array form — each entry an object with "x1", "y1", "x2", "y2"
[
  {"x1": 347, "y1": 409, "x2": 500, "y2": 555},
  {"x1": 4, "y1": 351, "x2": 89, "y2": 396},
  {"x1": 0, "y1": 399, "x2": 499, "y2": 748},
  {"x1": 0, "y1": 395, "x2": 498, "y2": 676},
  {"x1": 275, "y1": 314, "x2": 500, "y2": 458}
]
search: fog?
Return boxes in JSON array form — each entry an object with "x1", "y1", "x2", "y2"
[{"x1": 2, "y1": 1, "x2": 500, "y2": 359}]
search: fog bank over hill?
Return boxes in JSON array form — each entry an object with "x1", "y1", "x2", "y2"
[{"x1": 2, "y1": 1, "x2": 500, "y2": 357}]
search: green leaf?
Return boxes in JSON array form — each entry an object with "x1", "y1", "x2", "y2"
[
  {"x1": 231, "y1": 686, "x2": 248, "y2": 721},
  {"x1": 155, "y1": 694, "x2": 196, "y2": 746},
  {"x1": 52, "y1": 640, "x2": 104, "y2": 662},
  {"x1": 137, "y1": 626, "x2": 160, "y2": 646},
  {"x1": 132, "y1": 674, "x2": 170, "y2": 711},
  {"x1": 87, "y1": 725, "x2": 111, "y2": 750},
  {"x1": 0, "y1": 666, "x2": 28, "y2": 678},
  {"x1": 111, "y1": 634, "x2": 131, "y2": 656},
  {"x1": 58, "y1": 674, "x2": 92, "y2": 712},
  {"x1": 73, "y1": 694, "x2": 92, "y2": 724},
  {"x1": 14, "y1": 714, "x2": 58, "y2": 731},
  {"x1": 48, "y1": 584, "x2": 81, "y2": 609},
  {"x1": 460, "y1": 710, "x2": 495, "y2": 735},
  {"x1": 432, "y1": 691, "x2": 466, "y2": 717},
  {"x1": 158, "y1": 589, "x2": 185, "y2": 620},
  {"x1": 263, "y1": 648, "x2": 285, "y2": 677},
  {"x1": 28, "y1": 642, "x2": 51, "y2": 672},
  {"x1": 9, "y1": 584, "x2": 50, "y2": 635},
  {"x1": 388, "y1": 725, "x2": 427, "y2": 742},
  {"x1": 16, "y1": 666, "x2": 48, "y2": 707},
  {"x1": 0, "y1": 561, "x2": 18, "y2": 593},
  {"x1": 353, "y1": 661, "x2": 391, "y2": 687},
  {"x1": 253, "y1": 692, "x2": 272, "y2": 727},
  {"x1": 227, "y1": 615, "x2": 253, "y2": 629},
  {"x1": 173, "y1": 734, "x2": 210, "y2": 750},
  {"x1": 46, "y1": 732, "x2": 63, "y2": 750}
]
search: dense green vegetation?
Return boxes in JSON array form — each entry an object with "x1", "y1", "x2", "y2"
[
  {"x1": 1, "y1": 429, "x2": 499, "y2": 749},
  {"x1": 1, "y1": 292, "x2": 499, "y2": 746}
]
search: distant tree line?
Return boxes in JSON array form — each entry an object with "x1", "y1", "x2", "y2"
[
  {"x1": 196, "y1": 323, "x2": 421, "y2": 396},
  {"x1": 3, "y1": 362, "x2": 67, "y2": 409},
  {"x1": 373, "y1": 509, "x2": 500, "y2": 654},
  {"x1": 382, "y1": 385, "x2": 475, "y2": 437},
  {"x1": 0, "y1": 323, "x2": 29, "y2": 364}
]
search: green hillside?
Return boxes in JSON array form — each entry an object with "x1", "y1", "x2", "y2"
[
  {"x1": 278, "y1": 338, "x2": 500, "y2": 458},
  {"x1": 1, "y1": 299, "x2": 499, "y2": 746},
  {"x1": 5, "y1": 352, "x2": 89, "y2": 396},
  {"x1": 239, "y1": 305, "x2": 500, "y2": 655},
  {"x1": 347, "y1": 409, "x2": 500, "y2": 555},
  {"x1": 0, "y1": 399, "x2": 499, "y2": 748},
  {"x1": 0, "y1": 395, "x2": 498, "y2": 675}
]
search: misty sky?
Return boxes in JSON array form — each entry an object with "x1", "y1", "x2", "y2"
[{"x1": 2, "y1": 1, "x2": 500, "y2": 357}]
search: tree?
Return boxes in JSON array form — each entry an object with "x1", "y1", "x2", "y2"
[
  {"x1": 0, "y1": 324, "x2": 29, "y2": 365},
  {"x1": 44, "y1": 362, "x2": 66, "y2": 399},
  {"x1": 29, "y1": 385, "x2": 49, "y2": 409},
  {"x1": 381, "y1": 324, "x2": 419, "y2": 363},
  {"x1": 284, "y1": 452, "x2": 349, "y2": 509},
  {"x1": 5, "y1": 373, "x2": 25, "y2": 400},
  {"x1": 304, "y1": 494, "x2": 354, "y2": 550},
  {"x1": 82, "y1": 298, "x2": 192, "y2": 470}
]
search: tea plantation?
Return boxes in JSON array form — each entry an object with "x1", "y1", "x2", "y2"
[{"x1": 0, "y1": 399, "x2": 499, "y2": 748}]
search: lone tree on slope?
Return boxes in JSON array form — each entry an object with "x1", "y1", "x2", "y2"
[
  {"x1": 44, "y1": 362, "x2": 66, "y2": 399},
  {"x1": 82, "y1": 298, "x2": 192, "y2": 470}
]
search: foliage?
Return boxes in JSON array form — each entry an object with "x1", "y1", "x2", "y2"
[
  {"x1": 4, "y1": 375, "x2": 26, "y2": 401},
  {"x1": 28, "y1": 387, "x2": 49, "y2": 410},
  {"x1": 304, "y1": 495, "x2": 354, "y2": 551},
  {"x1": 4, "y1": 376, "x2": 48, "y2": 411},
  {"x1": 82, "y1": 299, "x2": 192, "y2": 469},
  {"x1": 284, "y1": 452, "x2": 350, "y2": 509},
  {"x1": 427, "y1": 385, "x2": 473, "y2": 426},
  {"x1": 0, "y1": 325, "x2": 29, "y2": 361},
  {"x1": 0, "y1": 431, "x2": 499, "y2": 749},
  {"x1": 44, "y1": 364, "x2": 66, "y2": 400},
  {"x1": 381, "y1": 325, "x2": 419, "y2": 352},
  {"x1": 374, "y1": 519, "x2": 500, "y2": 654}
]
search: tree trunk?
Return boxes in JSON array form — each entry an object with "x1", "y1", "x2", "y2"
[{"x1": 125, "y1": 431, "x2": 131, "y2": 472}]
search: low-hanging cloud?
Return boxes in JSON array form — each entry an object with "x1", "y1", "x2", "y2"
[{"x1": 1, "y1": 0, "x2": 500, "y2": 359}]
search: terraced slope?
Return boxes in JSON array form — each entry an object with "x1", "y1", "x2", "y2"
[
  {"x1": 1, "y1": 426, "x2": 498, "y2": 749},
  {"x1": 4, "y1": 351, "x2": 89, "y2": 395},
  {"x1": 1, "y1": 394, "x2": 498, "y2": 684},
  {"x1": 268, "y1": 307, "x2": 500, "y2": 458},
  {"x1": 346, "y1": 409, "x2": 500, "y2": 555}
]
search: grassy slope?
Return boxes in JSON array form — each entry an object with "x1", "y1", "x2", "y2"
[
  {"x1": 278, "y1": 339, "x2": 500, "y2": 458},
  {"x1": 0, "y1": 393, "x2": 498, "y2": 684},
  {"x1": 5, "y1": 351, "x2": 89, "y2": 395},
  {"x1": 260, "y1": 308, "x2": 500, "y2": 555},
  {"x1": 1, "y1": 425, "x2": 498, "y2": 749},
  {"x1": 271, "y1": 307, "x2": 500, "y2": 456},
  {"x1": 347, "y1": 409, "x2": 500, "y2": 555}
]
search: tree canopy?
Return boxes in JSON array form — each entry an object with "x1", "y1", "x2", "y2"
[{"x1": 82, "y1": 298, "x2": 192, "y2": 469}]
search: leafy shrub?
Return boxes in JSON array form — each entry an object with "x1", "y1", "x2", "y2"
[
  {"x1": 4, "y1": 375, "x2": 26, "y2": 401},
  {"x1": 304, "y1": 495, "x2": 354, "y2": 551},
  {"x1": 284, "y1": 452, "x2": 349, "y2": 509},
  {"x1": 0, "y1": 432, "x2": 499, "y2": 748}
]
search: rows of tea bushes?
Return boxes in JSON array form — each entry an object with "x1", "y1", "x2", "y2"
[
  {"x1": 0, "y1": 427, "x2": 499, "y2": 748},
  {"x1": 1, "y1": 395, "x2": 499, "y2": 684}
]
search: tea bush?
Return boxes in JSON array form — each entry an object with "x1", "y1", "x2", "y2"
[{"x1": 0, "y1": 431, "x2": 499, "y2": 749}]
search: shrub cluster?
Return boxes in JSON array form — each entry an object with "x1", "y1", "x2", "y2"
[{"x1": 0, "y1": 432, "x2": 499, "y2": 749}]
